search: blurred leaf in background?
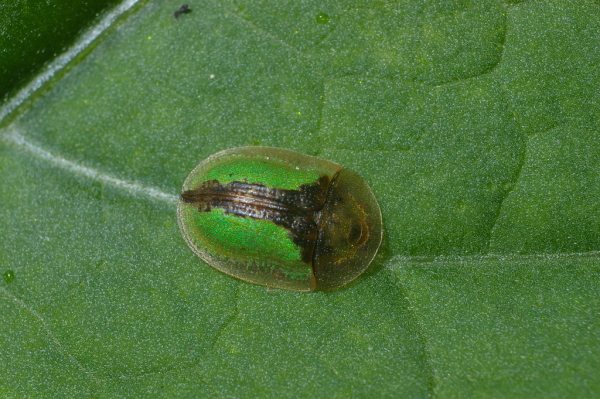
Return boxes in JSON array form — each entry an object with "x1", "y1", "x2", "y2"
[
  {"x1": 0, "y1": 0, "x2": 598, "y2": 397},
  {"x1": 0, "y1": 0, "x2": 122, "y2": 101}
]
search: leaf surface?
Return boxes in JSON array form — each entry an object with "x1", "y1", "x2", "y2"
[{"x1": 1, "y1": 0, "x2": 599, "y2": 397}]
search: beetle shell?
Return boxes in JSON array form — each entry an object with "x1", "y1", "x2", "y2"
[{"x1": 177, "y1": 146, "x2": 382, "y2": 291}]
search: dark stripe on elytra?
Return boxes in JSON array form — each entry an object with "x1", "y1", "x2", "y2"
[{"x1": 180, "y1": 176, "x2": 331, "y2": 263}]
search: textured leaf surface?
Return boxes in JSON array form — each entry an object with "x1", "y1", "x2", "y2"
[
  {"x1": 1, "y1": 0, "x2": 599, "y2": 397},
  {"x1": 0, "y1": 0, "x2": 121, "y2": 100}
]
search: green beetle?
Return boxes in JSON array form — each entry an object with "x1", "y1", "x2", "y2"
[{"x1": 177, "y1": 147, "x2": 382, "y2": 292}]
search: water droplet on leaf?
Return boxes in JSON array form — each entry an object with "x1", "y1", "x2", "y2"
[
  {"x1": 316, "y1": 13, "x2": 330, "y2": 24},
  {"x1": 3, "y1": 270, "x2": 15, "y2": 283}
]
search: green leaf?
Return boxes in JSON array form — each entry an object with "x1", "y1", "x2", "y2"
[
  {"x1": 1, "y1": 0, "x2": 599, "y2": 397},
  {"x1": 0, "y1": 0, "x2": 122, "y2": 101}
]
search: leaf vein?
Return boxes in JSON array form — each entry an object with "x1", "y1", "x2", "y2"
[
  {"x1": 1, "y1": 128, "x2": 178, "y2": 205},
  {"x1": 206, "y1": 0, "x2": 309, "y2": 59},
  {"x1": 0, "y1": 286, "x2": 101, "y2": 385},
  {"x1": 0, "y1": 0, "x2": 142, "y2": 125}
]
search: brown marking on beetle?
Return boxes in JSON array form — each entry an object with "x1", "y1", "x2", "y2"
[{"x1": 181, "y1": 176, "x2": 332, "y2": 263}]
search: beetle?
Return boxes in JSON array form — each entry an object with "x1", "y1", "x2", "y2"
[{"x1": 177, "y1": 146, "x2": 382, "y2": 291}]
